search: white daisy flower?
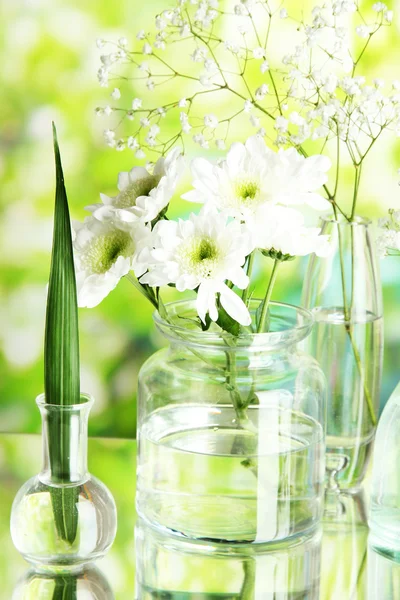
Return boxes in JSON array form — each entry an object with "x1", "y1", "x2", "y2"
[
  {"x1": 249, "y1": 204, "x2": 331, "y2": 258},
  {"x1": 73, "y1": 215, "x2": 152, "y2": 308},
  {"x1": 140, "y1": 209, "x2": 254, "y2": 325},
  {"x1": 87, "y1": 148, "x2": 184, "y2": 224},
  {"x1": 182, "y1": 135, "x2": 331, "y2": 222}
]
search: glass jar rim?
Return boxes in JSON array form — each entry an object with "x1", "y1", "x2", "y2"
[
  {"x1": 35, "y1": 392, "x2": 94, "y2": 411},
  {"x1": 153, "y1": 299, "x2": 313, "y2": 350},
  {"x1": 320, "y1": 214, "x2": 372, "y2": 227}
]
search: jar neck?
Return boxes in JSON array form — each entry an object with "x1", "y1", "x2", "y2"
[
  {"x1": 37, "y1": 395, "x2": 92, "y2": 486},
  {"x1": 155, "y1": 301, "x2": 313, "y2": 352}
]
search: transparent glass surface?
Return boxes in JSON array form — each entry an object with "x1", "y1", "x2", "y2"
[
  {"x1": 369, "y1": 380, "x2": 400, "y2": 556},
  {"x1": 10, "y1": 395, "x2": 117, "y2": 571},
  {"x1": 302, "y1": 217, "x2": 383, "y2": 490},
  {"x1": 137, "y1": 300, "x2": 326, "y2": 544},
  {"x1": 12, "y1": 565, "x2": 114, "y2": 600},
  {"x1": 368, "y1": 540, "x2": 400, "y2": 600},
  {"x1": 0, "y1": 433, "x2": 380, "y2": 599},
  {"x1": 136, "y1": 519, "x2": 322, "y2": 598}
]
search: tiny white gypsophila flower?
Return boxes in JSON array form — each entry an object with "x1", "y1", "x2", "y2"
[
  {"x1": 356, "y1": 25, "x2": 370, "y2": 39},
  {"x1": 87, "y1": 148, "x2": 185, "y2": 224},
  {"x1": 377, "y1": 209, "x2": 400, "y2": 257},
  {"x1": 274, "y1": 115, "x2": 289, "y2": 132},
  {"x1": 279, "y1": 8, "x2": 288, "y2": 18},
  {"x1": 180, "y1": 112, "x2": 192, "y2": 133},
  {"x1": 132, "y1": 98, "x2": 142, "y2": 110},
  {"x1": 385, "y1": 10, "x2": 394, "y2": 22},
  {"x1": 140, "y1": 208, "x2": 254, "y2": 325},
  {"x1": 204, "y1": 113, "x2": 219, "y2": 129},
  {"x1": 372, "y1": 2, "x2": 387, "y2": 12},
  {"x1": 253, "y1": 47, "x2": 266, "y2": 59},
  {"x1": 255, "y1": 84, "x2": 269, "y2": 100},
  {"x1": 73, "y1": 214, "x2": 152, "y2": 308},
  {"x1": 260, "y1": 61, "x2": 270, "y2": 73},
  {"x1": 249, "y1": 204, "x2": 331, "y2": 258},
  {"x1": 111, "y1": 88, "x2": 121, "y2": 99},
  {"x1": 182, "y1": 135, "x2": 331, "y2": 222},
  {"x1": 143, "y1": 43, "x2": 153, "y2": 55}
]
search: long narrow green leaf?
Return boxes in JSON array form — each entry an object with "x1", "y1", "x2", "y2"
[
  {"x1": 45, "y1": 124, "x2": 80, "y2": 544},
  {"x1": 45, "y1": 123, "x2": 80, "y2": 407},
  {"x1": 52, "y1": 574, "x2": 78, "y2": 600}
]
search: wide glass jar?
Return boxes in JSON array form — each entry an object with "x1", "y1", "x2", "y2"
[
  {"x1": 135, "y1": 519, "x2": 322, "y2": 598},
  {"x1": 137, "y1": 300, "x2": 326, "y2": 544},
  {"x1": 10, "y1": 394, "x2": 117, "y2": 571}
]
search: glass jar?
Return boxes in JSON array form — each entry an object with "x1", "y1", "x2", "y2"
[
  {"x1": 368, "y1": 539, "x2": 400, "y2": 599},
  {"x1": 10, "y1": 394, "x2": 117, "y2": 571},
  {"x1": 369, "y1": 381, "x2": 400, "y2": 558},
  {"x1": 302, "y1": 216, "x2": 383, "y2": 490},
  {"x1": 135, "y1": 519, "x2": 322, "y2": 598},
  {"x1": 321, "y1": 489, "x2": 368, "y2": 599},
  {"x1": 137, "y1": 300, "x2": 326, "y2": 544}
]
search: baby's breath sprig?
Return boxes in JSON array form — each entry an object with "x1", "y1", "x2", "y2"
[{"x1": 96, "y1": 0, "x2": 398, "y2": 221}]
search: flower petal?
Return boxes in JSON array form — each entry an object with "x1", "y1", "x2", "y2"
[{"x1": 219, "y1": 283, "x2": 251, "y2": 326}]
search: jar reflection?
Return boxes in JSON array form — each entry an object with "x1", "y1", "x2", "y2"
[
  {"x1": 368, "y1": 539, "x2": 400, "y2": 599},
  {"x1": 12, "y1": 564, "x2": 114, "y2": 600},
  {"x1": 321, "y1": 490, "x2": 368, "y2": 600},
  {"x1": 135, "y1": 519, "x2": 321, "y2": 598}
]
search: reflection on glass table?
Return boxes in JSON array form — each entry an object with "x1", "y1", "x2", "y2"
[{"x1": 0, "y1": 433, "x2": 394, "y2": 599}]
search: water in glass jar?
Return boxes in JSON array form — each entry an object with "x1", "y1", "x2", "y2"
[
  {"x1": 308, "y1": 307, "x2": 383, "y2": 489},
  {"x1": 137, "y1": 404, "x2": 324, "y2": 543}
]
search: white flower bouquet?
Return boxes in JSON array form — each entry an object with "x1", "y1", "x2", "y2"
[
  {"x1": 74, "y1": 135, "x2": 330, "y2": 333},
  {"x1": 83, "y1": 0, "x2": 399, "y2": 437}
]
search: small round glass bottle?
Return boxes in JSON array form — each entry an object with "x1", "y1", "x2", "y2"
[{"x1": 10, "y1": 393, "x2": 117, "y2": 571}]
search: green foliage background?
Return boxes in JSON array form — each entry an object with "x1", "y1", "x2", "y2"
[{"x1": 1, "y1": 0, "x2": 400, "y2": 439}]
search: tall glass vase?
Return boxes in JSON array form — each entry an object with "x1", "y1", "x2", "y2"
[
  {"x1": 302, "y1": 216, "x2": 383, "y2": 490},
  {"x1": 137, "y1": 300, "x2": 326, "y2": 545},
  {"x1": 10, "y1": 394, "x2": 117, "y2": 571}
]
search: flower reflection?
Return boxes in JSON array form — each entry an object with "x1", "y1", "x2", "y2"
[
  {"x1": 12, "y1": 564, "x2": 114, "y2": 600},
  {"x1": 135, "y1": 519, "x2": 321, "y2": 598}
]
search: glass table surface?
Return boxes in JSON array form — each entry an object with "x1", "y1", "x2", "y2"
[{"x1": 0, "y1": 433, "x2": 398, "y2": 599}]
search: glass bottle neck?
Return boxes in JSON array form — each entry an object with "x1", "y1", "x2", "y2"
[{"x1": 38, "y1": 400, "x2": 91, "y2": 486}]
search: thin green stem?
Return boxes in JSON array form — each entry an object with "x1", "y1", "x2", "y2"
[
  {"x1": 242, "y1": 251, "x2": 256, "y2": 305},
  {"x1": 240, "y1": 560, "x2": 256, "y2": 599},
  {"x1": 350, "y1": 163, "x2": 362, "y2": 221},
  {"x1": 257, "y1": 259, "x2": 280, "y2": 333}
]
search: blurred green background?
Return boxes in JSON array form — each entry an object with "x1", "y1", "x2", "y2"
[{"x1": 1, "y1": 0, "x2": 400, "y2": 439}]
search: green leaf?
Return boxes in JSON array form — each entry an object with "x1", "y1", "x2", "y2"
[
  {"x1": 45, "y1": 123, "x2": 80, "y2": 407},
  {"x1": 45, "y1": 124, "x2": 80, "y2": 545},
  {"x1": 52, "y1": 573, "x2": 78, "y2": 600},
  {"x1": 216, "y1": 305, "x2": 240, "y2": 337}
]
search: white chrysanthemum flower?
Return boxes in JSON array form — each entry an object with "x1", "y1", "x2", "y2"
[
  {"x1": 182, "y1": 135, "x2": 331, "y2": 222},
  {"x1": 87, "y1": 148, "x2": 184, "y2": 224},
  {"x1": 249, "y1": 204, "x2": 331, "y2": 258},
  {"x1": 140, "y1": 209, "x2": 254, "y2": 325},
  {"x1": 73, "y1": 215, "x2": 152, "y2": 308}
]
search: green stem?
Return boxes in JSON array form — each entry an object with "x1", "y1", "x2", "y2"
[
  {"x1": 242, "y1": 251, "x2": 256, "y2": 305},
  {"x1": 350, "y1": 163, "x2": 362, "y2": 222},
  {"x1": 240, "y1": 560, "x2": 256, "y2": 599},
  {"x1": 257, "y1": 259, "x2": 280, "y2": 333},
  {"x1": 346, "y1": 327, "x2": 377, "y2": 426},
  {"x1": 332, "y1": 208, "x2": 377, "y2": 426}
]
